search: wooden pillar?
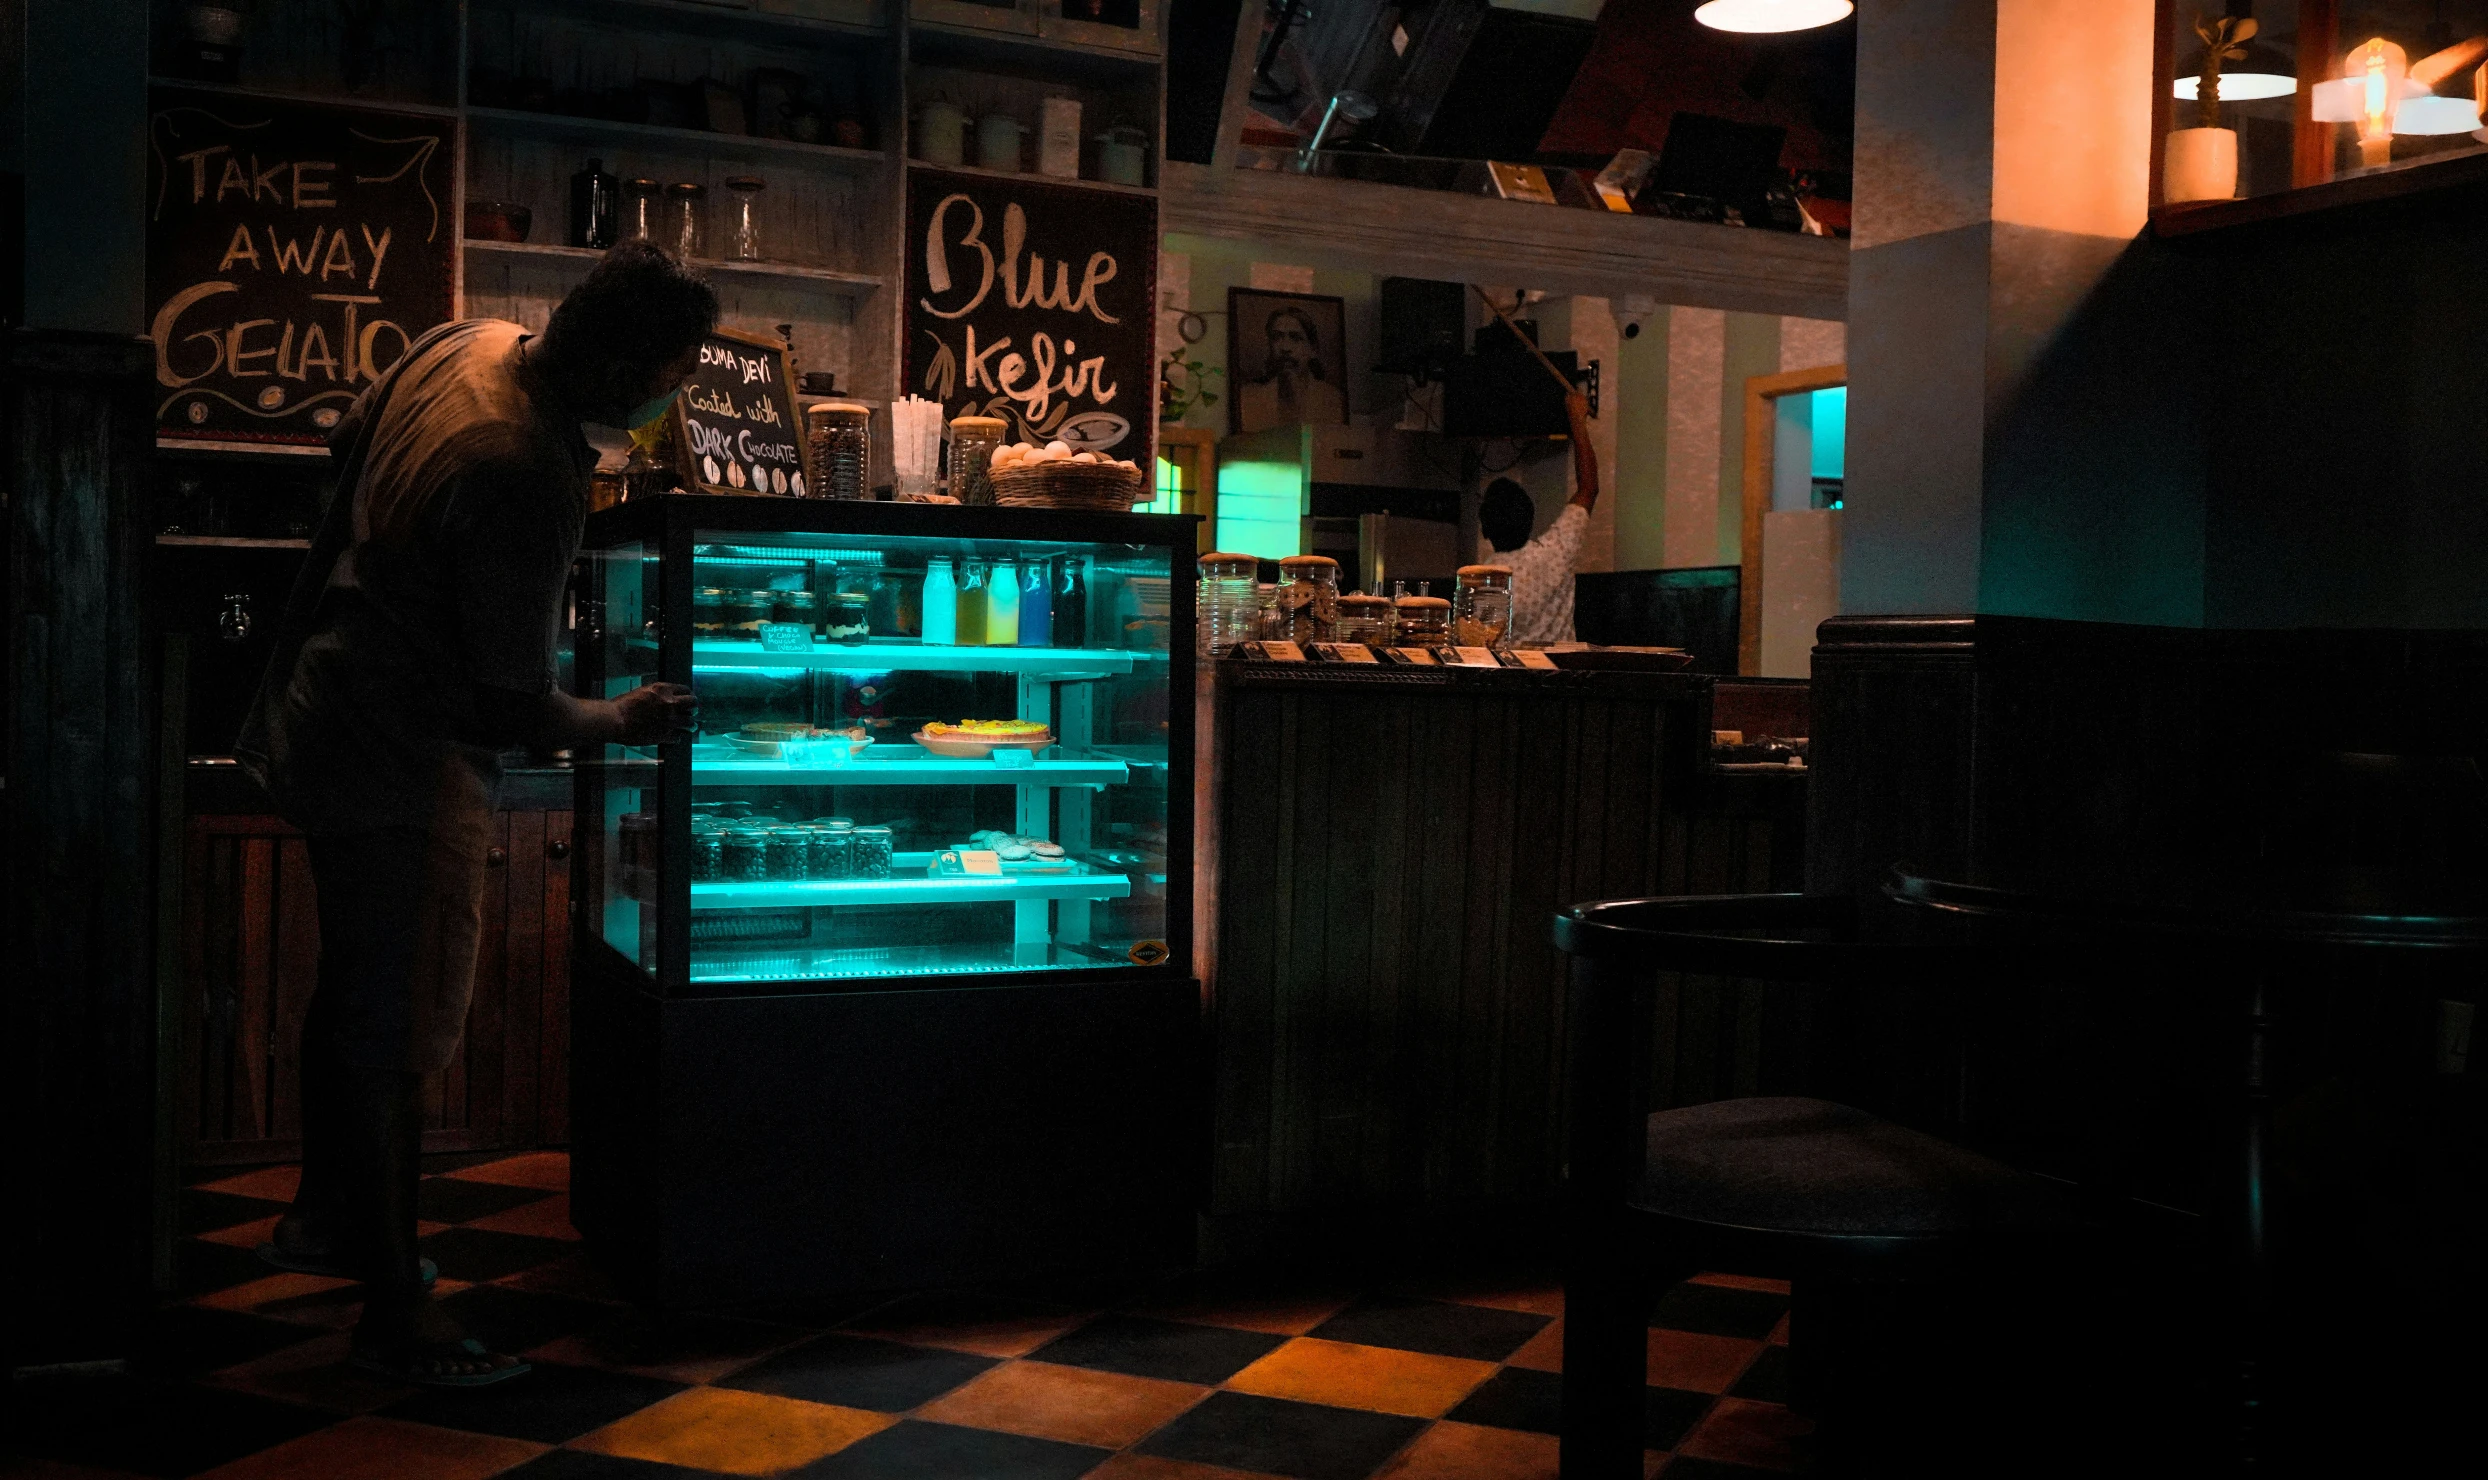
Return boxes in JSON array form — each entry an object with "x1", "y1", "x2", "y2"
[{"x1": 5, "y1": 330, "x2": 161, "y2": 1361}]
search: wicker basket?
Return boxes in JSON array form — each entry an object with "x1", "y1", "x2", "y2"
[{"x1": 988, "y1": 459, "x2": 1149, "y2": 511}]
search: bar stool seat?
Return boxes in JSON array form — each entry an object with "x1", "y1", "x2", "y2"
[
  {"x1": 1555, "y1": 892, "x2": 2087, "y2": 1477},
  {"x1": 1638, "y1": 1095, "x2": 2071, "y2": 1239}
]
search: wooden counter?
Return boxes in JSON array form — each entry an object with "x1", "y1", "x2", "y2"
[{"x1": 1201, "y1": 662, "x2": 1803, "y2": 1256}]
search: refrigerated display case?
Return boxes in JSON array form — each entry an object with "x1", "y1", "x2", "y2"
[{"x1": 569, "y1": 496, "x2": 1197, "y2": 1305}]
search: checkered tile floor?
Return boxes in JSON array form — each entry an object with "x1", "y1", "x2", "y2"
[{"x1": 5, "y1": 1152, "x2": 1810, "y2": 1479}]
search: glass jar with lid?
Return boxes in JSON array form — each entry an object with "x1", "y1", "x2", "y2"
[
  {"x1": 1335, "y1": 593, "x2": 1396, "y2": 646},
  {"x1": 851, "y1": 824, "x2": 894, "y2": 879},
  {"x1": 693, "y1": 586, "x2": 732, "y2": 637},
  {"x1": 1197, "y1": 551, "x2": 1259, "y2": 657},
  {"x1": 1273, "y1": 555, "x2": 1340, "y2": 643},
  {"x1": 810, "y1": 819, "x2": 855, "y2": 879},
  {"x1": 805, "y1": 402, "x2": 870, "y2": 501},
  {"x1": 725, "y1": 589, "x2": 773, "y2": 638},
  {"x1": 947, "y1": 415, "x2": 1007, "y2": 505},
  {"x1": 665, "y1": 181, "x2": 707, "y2": 258},
  {"x1": 1393, "y1": 594, "x2": 1450, "y2": 645},
  {"x1": 622, "y1": 178, "x2": 661, "y2": 241},
  {"x1": 1453, "y1": 565, "x2": 1514, "y2": 649},
  {"x1": 772, "y1": 588, "x2": 821, "y2": 636}
]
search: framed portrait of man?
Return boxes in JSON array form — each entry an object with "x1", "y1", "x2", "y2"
[{"x1": 1228, "y1": 288, "x2": 1350, "y2": 434}]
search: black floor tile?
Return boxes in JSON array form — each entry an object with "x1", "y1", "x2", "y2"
[
  {"x1": 1028, "y1": 1314, "x2": 1285, "y2": 1386},
  {"x1": 383, "y1": 1360, "x2": 685, "y2": 1443},
  {"x1": 1309, "y1": 1294, "x2": 1550, "y2": 1362},
  {"x1": 1444, "y1": 1365, "x2": 1565, "y2": 1435},
  {"x1": 1649, "y1": 1282, "x2": 1788, "y2": 1341},
  {"x1": 176, "y1": 1236, "x2": 277, "y2": 1296},
  {"x1": 437, "y1": 1283, "x2": 621, "y2": 1354},
  {"x1": 180, "y1": 1187, "x2": 292, "y2": 1236},
  {"x1": 5, "y1": 1369, "x2": 334, "y2": 1476},
  {"x1": 1133, "y1": 1391, "x2": 1427, "y2": 1480},
  {"x1": 1729, "y1": 1342, "x2": 1791, "y2": 1404},
  {"x1": 719, "y1": 1333, "x2": 998, "y2": 1412},
  {"x1": 418, "y1": 1175, "x2": 555, "y2": 1223},
  {"x1": 717, "y1": 1292, "x2": 895, "y2": 1331},
  {"x1": 786, "y1": 1419, "x2": 1107, "y2": 1480},
  {"x1": 136, "y1": 1305, "x2": 324, "y2": 1377},
  {"x1": 1643, "y1": 1385, "x2": 1717, "y2": 1451},
  {"x1": 417, "y1": 1225, "x2": 577, "y2": 1282},
  {"x1": 498, "y1": 1452, "x2": 738, "y2": 1480}
]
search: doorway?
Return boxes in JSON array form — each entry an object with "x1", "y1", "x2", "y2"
[{"x1": 1738, "y1": 364, "x2": 1846, "y2": 675}]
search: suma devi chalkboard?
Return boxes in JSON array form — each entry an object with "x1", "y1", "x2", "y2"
[
  {"x1": 904, "y1": 169, "x2": 1158, "y2": 468},
  {"x1": 146, "y1": 86, "x2": 454, "y2": 450},
  {"x1": 673, "y1": 327, "x2": 806, "y2": 497}
]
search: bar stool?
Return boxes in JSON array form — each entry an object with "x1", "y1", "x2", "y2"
[{"x1": 1552, "y1": 893, "x2": 2082, "y2": 1478}]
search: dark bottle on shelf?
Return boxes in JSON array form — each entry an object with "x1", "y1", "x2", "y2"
[
  {"x1": 1052, "y1": 558, "x2": 1087, "y2": 649},
  {"x1": 570, "y1": 158, "x2": 619, "y2": 249}
]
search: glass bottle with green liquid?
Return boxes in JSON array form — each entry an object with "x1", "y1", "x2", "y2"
[{"x1": 955, "y1": 560, "x2": 988, "y2": 645}]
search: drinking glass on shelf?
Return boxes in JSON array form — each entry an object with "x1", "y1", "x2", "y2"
[{"x1": 725, "y1": 175, "x2": 765, "y2": 261}]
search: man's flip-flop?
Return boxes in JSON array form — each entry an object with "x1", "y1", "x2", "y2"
[
  {"x1": 255, "y1": 1242, "x2": 438, "y2": 1286},
  {"x1": 349, "y1": 1338, "x2": 530, "y2": 1389}
]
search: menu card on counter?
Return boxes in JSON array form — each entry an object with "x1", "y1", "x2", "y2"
[
  {"x1": 1445, "y1": 646, "x2": 1501, "y2": 668},
  {"x1": 1382, "y1": 647, "x2": 1438, "y2": 666},
  {"x1": 1247, "y1": 640, "x2": 1307, "y2": 662},
  {"x1": 1509, "y1": 650, "x2": 1559, "y2": 670},
  {"x1": 1310, "y1": 642, "x2": 1379, "y2": 664}
]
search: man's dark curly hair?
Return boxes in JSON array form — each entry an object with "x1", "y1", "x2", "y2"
[{"x1": 544, "y1": 240, "x2": 720, "y2": 371}]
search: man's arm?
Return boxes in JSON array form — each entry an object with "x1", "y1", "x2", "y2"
[
  {"x1": 1566, "y1": 390, "x2": 1599, "y2": 514},
  {"x1": 472, "y1": 681, "x2": 698, "y2": 751}
]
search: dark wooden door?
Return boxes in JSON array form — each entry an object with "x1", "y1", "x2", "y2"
[{"x1": 179, "y1": 809, "x2": 573, "y2": 1165}]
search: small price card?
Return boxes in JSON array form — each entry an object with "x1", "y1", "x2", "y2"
[
  {"x1": 1253, "y1": 640, "x2": 1308, "y2": 662},
  {"x1": 1383, "y1": 647, "x2": 1438, "y2": 666},
  {"x1": 1511, "y1": 649, "x2": 1559, "y2": 670},
  {"x1": 1446, "y1": 646, "x2": 1501, "y2": 668},
  {"x1": 759, "y1": 622, "x2": 814, "y2": 654},
  {"x1": 1312, "y1": 642, "x2": 1380, "y2": 663}
]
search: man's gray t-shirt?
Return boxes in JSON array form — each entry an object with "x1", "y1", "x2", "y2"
[{"x1": 242, "y1": 319, "x2": 594, "y2": 835}]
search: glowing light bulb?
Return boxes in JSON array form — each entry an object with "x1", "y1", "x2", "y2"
[
  {"x1": 2348, "y1": 37, "x2": 2410, "y2": 166},
  {"x1": 1693, "y1": 0, "x2": 1853, "y2": 35}
]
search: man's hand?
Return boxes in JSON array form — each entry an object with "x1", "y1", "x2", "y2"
[
  {"x1": 1565, "y1": 389, "x2": 1599, "y2": 513},
  {"x1": 613, "y1": 682, "x2": 699, "y2": 747}
]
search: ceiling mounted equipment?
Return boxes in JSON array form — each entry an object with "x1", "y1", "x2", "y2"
[{"x1": 1693, "y1": 0, "x2": 1853, "y2": 35}]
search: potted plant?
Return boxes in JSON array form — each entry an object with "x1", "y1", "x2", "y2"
[
  {"x1": 2166, "y1": 11, "x2": 2256, "y2": 203},
  {"x1": 1158, "y1": 347, "x2": 1222, "y2": 424}
]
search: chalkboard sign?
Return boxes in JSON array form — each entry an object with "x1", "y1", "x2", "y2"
[
  {"x1": 146, "y1": 86, "x2": 454, "y2": 451},
  {"x1": 904, "y1": 169, "x2": 1158, "y2": 470},
  {"x1": 672, "y1": 326, "x2": 806, "y2": 497}
]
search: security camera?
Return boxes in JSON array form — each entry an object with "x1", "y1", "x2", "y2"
[{"x1": 1614, "y1": 294, "x2": 1658, "y2": 341}]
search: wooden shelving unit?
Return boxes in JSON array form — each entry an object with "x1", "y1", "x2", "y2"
[{"x1": 148, "y1": 0, "x2": 1167, "y2": 524}]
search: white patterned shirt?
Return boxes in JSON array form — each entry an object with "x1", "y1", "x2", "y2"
[{"x1": 1499, "y1": 502, "x2": 1587, "y2": 646}]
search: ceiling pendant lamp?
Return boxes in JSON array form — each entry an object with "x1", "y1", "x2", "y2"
[{"x1": 1693, "y1": 0, "x2": 1853, "y2": 35}]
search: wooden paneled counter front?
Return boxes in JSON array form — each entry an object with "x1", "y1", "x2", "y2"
[{"x1": 1202, "y1": 662, "x2": 1804, "y2": 1256}]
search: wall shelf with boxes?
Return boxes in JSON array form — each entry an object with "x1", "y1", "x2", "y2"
[{"x1": 905, "y1": 18, "x2": 1163, "y2": 190}]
